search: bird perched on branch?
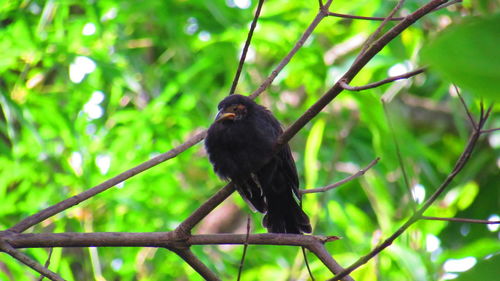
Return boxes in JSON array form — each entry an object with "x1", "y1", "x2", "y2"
[{"x1": 205, "y1": 94, "x2": 311, "y2": 234}]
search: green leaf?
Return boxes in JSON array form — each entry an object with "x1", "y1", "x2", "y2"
[
  {"x1": 421, "y1": 14, "x2": 500, "y2": 101},
  {"x1": 455, "y1": 253, "x2": 500, "y2": 281},
  {"x1": 304, "y1": 118, "x2": 325, "y2": 188}
]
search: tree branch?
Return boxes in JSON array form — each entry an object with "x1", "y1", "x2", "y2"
[
  {"x1": 278, "y1": 0, "x2": 449, "y2": 148},
  {"x1": 328, "y1": 12, "x2": 404, "y2": 21},
  {"x1": 340, "y1": 68, "x2": 425, "y2": 91},
  {"x1": 176, "y1": 183, "x2": 236, "y2": 235},
  {"x1": 237, "y1": 216, "x2": 251, "y2": 281},
  {"x1": 453, "y1": 85, "x2": 477, "y2": 129},
  {"x1": 434, "y1": 0, "x2": 462, "y2": 11},
  {"x1": 358, "y1": 0, "x2": 406, "y2": 57},
  {"x1": 308, "y1": 243, "x2": 354, "y2": 281},
  {"x1": 9, "y1": 130, "x2": 207, "y2": 234},
  {"x1": 301, "y1": 158, "x2": 380, "y2": 194},
  {"x1": 5, "y1": 231, "x2": 350, "y2": 280},
  {"x1": 37, "y1": 248, "x2": 54, "y2": 281},
  {"x1": 0, "y1": 239, "x2": 63, "y2": 281},
  {"x1": 3, "y1": 232, "x2": 338, "y2": 255},
  {"x1": 481, "y1": 127, "x2": 500, "y2": 134},
  {"x1": 229, "y1": 0, "x2": 265, "y2": 95},
  {"x1": 171, "y1": 247, "x2": 221, "y2": 281},
  {"x1": 422, "y1": 216, "x2": 500, "y2": 224},
  {"x1": 250, "y1": 0, "x2": 333, "y2": 99}
]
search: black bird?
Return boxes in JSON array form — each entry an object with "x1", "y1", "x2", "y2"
[{"x1": 205, "y1": 94, "x2": 311, "y2": 234}]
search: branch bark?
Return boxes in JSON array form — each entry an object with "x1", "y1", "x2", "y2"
[
  {"x1": 340, "y1": 68, "x2": 426, "y2": 91},
  {"x1": 301, "y1": 158, "x2": 380, "y2": 194}
]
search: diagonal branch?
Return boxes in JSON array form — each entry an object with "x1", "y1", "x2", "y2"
[
  {"x1": 301, "y1": 157, "x2": 379, "y2": 194},
  {"x1": 358, "y1": 0, "x2": 406, "y2": 57},
  {"x1": 250, "y1": 0, "x2": 333, "y2": 99},
  {"x1": 302, "y1": 246, "x2": 315, "y2": 281},
  {"x1": 37, "y1": 248, "x2": 54, "y2": 281},
  {"x1": 171, "y1": 247, "x2": 220, "y2": 281},
  {"x1": 9, "y1": 130, "x2": 207, "y2": 234},
  {"x1": 329, "y1": 101, "x2": 490, "y2": 281},
  {"x1": 434, "y1": 0, "x2": 462, "y2": 11},
  {"x1": 237, "y1": 216, "x2": 251, "y2": 281},
  {"x1": 176, "y1": 183, "x2": 235, "y2": 235},
  {"x1": 453, "y1": 85, "x2": 477, "y2": 129},
  {"x1": 0, "y1": 239, "x2": 63, "y2": 281},
  {"x1": 340, "y1": 68, "x2": 425, "y2": 91},
  {"x1": 229, "y1": 0, "x2": 265, "y2": 95},
  {"x1": 308, "y1": 242, "x2": 355, "y2": 281}
]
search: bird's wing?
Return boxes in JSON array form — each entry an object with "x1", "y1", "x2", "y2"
[{"x1": 277, "y1": 145, "x2": 301, "y2": 199}]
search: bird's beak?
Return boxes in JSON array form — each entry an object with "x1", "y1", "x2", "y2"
[{"x1": 215, "y1": 111, "x2": 236, "y2": 122}]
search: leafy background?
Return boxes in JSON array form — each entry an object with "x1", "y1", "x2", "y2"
[{"x1": 0, "y1": 0, "x2": 499, "y2": 280}]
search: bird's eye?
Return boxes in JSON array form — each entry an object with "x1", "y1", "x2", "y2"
[{"x1": 235, "y1": 104, "x2": 246, "y2": 113}]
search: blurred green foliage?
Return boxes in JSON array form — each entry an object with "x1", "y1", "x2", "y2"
[
  {"x1": 422, "y1": 14, "x2": 500, "y2": 102},
  {"x1": 0, "y1": 0, "x2": 499, "y2": 280}
]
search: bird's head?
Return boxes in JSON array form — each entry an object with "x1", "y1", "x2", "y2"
[{"x1": 214, "y1": 94, "x2": 255, "y2": 123}]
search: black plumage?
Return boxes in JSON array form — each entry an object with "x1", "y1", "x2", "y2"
[{"x1": 205, "y1": 94, "x2": 311, "y2": 234}]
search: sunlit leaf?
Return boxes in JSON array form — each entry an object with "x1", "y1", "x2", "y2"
[{"x1": 421, "y1": 14, "x2": 500, "y2": 101}]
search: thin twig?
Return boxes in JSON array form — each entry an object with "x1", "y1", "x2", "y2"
[
  {"x1": 0, "y1": 240, "x2": 64, "y2": 281},
  {"x1": 479, "y1": 100, "x2": 484, "y2": 125},
  {"x1": 302, "y1": 246, "x2": 315, "y2": 281},
  {"x1": 433, "y1": 0, "x2": 462, "y2": 11},
  {"x1": 301, "y1": 158, "x2": 379, "y2": 194},
  {"x1": 237, "y1": 216, "x2": 251, "y2": 281},
  {"x1": 382, "y1": 102, "x2": 417, "y2": 211},
  {"x1": 453, "y1": 85, "x2": 477, "y2": 129},
  {"x1": 482, "y1": 104, "x2": 494, "y2": 126},
  {"x1": 250, "y1": 0, "x2": 334, "y2": 99},
  {"x1": 9, "y1": 130, "x2": 207, "y2": 234},
  {"x1": 328, "y1": 12, "x2": 404, "y2": 21},
  {"x1": 229, "y1": 0, "x2": 265, "y2": 95},
  {"x1": 358, "y1": 0, "x2": 406, "y2": 57},
  {"x1": 37, "y1": 248, "x2": 54, "y2": 281},
  {"x1": 481, "y1": 128, "x2": 500, "y2": 134},
  {"x1": 422, "y1": 216, "x2": 500, "y2": 224},
  {"x1": 340, "y1": 68, "x2": 425, "y2": 91}
]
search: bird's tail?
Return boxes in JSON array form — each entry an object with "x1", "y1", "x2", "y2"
[{"x1": 262, "y1": 190, "x2": 311, "y2": 234}]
